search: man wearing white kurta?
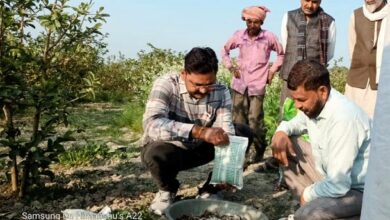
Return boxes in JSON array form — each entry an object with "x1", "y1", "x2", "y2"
[{"x1": 272, "y1": 60, "x2": 371, "y2": 219}]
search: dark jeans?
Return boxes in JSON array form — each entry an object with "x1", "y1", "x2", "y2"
[
  {"x1": 141, "y1": 123, "x2": 253, "y2": 192},
  {"x1": 295, "y1": 190, "x2": 363, "y2": 220}
]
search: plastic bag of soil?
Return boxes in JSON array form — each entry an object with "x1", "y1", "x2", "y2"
[{"x1": 210, "y1": 136, "x2": 248, "y2": 190}]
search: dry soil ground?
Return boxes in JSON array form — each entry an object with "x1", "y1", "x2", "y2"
[
  {"x1": 0, "y1": 103, "x2": 298, "y2": 220},
  {"x1": 0, "y1": 154, "x2": 298, "y2": 220}
]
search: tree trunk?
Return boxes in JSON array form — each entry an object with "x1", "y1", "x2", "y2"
[
  {"x1": 19, "y1": 153, "x2": 30, "y2": 198},
  {"x1": 2, "y1": 104, "x2": 18, "y2": 192},
  {"x1": 19, "y1": 108, "x2": 41, "y2": 197}
]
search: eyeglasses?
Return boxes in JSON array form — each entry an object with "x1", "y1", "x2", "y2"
[{"x1": 187, "y1": 78, "x2": 218, "y2": 90}]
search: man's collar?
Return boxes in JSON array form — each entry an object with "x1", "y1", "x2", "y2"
[
  {"x1": 314, "y1": 88, "x2": 333, "y2": 120},
  {"x1": 243, "y1": 29, "x2": 263, "y2": 40},
  {"x1": 179, "y1": 76, "x2": 188, "y2": 95}
]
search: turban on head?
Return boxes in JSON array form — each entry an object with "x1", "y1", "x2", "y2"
[{"x1": 241, "y1": 6, "x2": 271, "y2": 22}]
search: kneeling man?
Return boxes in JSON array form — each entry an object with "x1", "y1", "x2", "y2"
[{"x1": 272, "y1": 60, "x2": 371, "y2": 219}]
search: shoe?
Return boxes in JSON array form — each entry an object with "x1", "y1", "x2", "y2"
[
  {"x1": 196, "y1": 183, "x2": 224, "y2": 200},
  {"x1": 149, "y1": 190, "x2": 176, "y2": 216},
  {"x1": 197, "y1": 191, "x2": 224, "y2": 200},
  {"x1": 254, "y1": 157, "x2": 279, "y2": 173}
]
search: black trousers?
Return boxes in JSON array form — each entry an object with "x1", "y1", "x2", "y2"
[{"x1": 141, "y1": 123, "x2": 253, "y2": 192}]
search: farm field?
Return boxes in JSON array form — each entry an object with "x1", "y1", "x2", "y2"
[{"x1": 0, "y1": 1, "x2": 348, "y2": 219}]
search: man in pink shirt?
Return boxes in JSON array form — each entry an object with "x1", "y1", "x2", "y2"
[{"x1": 221, "y1": 5, "x2": 284, "y2": 163}]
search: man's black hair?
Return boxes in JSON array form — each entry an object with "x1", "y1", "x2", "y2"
[
  {"x1": 287, "y1": 59, "x2": 331, "y2": 91},
  {"x1": 184, "y1": 47, "x2": 218, "y2": 74}
]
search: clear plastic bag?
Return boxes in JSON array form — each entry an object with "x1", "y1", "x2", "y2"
[{"x1": 210, "y1": 136, "x2": 248, "y2": 190}]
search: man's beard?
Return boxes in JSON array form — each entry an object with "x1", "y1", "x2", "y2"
[
  {"x1": 304, "y1": 99, "x2": 325, "y2": 119},
  {"x1": 248, "y1": 28, "x2": 260, "y2": 36},
  {"x1": 366, "y1": 0, "x2": 384, "y2": 13}
]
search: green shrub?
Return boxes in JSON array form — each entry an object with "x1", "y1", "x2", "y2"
[
  {"x1": 58, "y1": 143, "x2": 112, "y2": 167},
  {"x1": 329, "y1": 58, "x2": 348, "y2": 93},
  {"x1": 95, "y1": 44, "x2": 184, "y2": 104}
]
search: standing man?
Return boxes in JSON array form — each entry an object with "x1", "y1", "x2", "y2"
[
  {"x1": 272, "y1": 60, "x2": 371, "y2": 219},
  {"x1": 360, "y1": 1, "x2": 390, "y2": 218},
  {"x1": 141, "y1": 47, "x2": 252, "y2": 215},
  {"x1": 345, "y1": 0, "x2": 388, "y2": 118},
  {"x1": 221, "y1": 5, "x2": 284, "y2": 163},
  {"x1": 280, "y1": 0, "x2": 336, "y2": 107}
]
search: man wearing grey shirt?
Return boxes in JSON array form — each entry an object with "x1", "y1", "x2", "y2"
[{"x1": 272, "y1": 60, "x2": 371, "y2": 219}]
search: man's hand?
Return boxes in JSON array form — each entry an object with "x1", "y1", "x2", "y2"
[
  {"x1": 267, "y1": 69, "x2": 275, "y2": 84},
  {"x1": 202, "y1": 127, "x2": 229, "y2": 146},
  {"x1": 271, "y1": 131, "x2": 296, "y2": 167},
  {"x1": 229, "y1": 67, "x2": 241, "y2": 79}
]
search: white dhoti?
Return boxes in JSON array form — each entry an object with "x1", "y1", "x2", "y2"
[{"x1": 344, "y1": 82, "x2": 377, "y2": 118}]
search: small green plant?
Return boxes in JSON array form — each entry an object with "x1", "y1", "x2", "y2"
[
  {"x1": 264, "y1": 76, "x2": 283, "y2": 144},
  {"x1": 58, "y1": 143, "x2": 112, "y2": 167},
  {"x1": 114, "y1": 102, "x2": 145, "y2": 133}
]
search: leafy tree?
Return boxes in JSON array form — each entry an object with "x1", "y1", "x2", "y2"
[{"x1": 0, "y1": 0, "x2": 108, "y2": 197}]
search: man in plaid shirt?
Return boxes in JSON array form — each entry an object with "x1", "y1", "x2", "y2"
[{"x1": 141, "y1": 47, "x2": 252, "y2": 215}]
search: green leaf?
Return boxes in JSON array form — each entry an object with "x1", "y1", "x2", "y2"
[{"x1": 54, "y1": 20, "x2": 61, "y2": 28}]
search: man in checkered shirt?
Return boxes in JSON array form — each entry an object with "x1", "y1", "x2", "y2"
[{"x1": 141, "y1": 47, "x2": 252, "y2": 215}]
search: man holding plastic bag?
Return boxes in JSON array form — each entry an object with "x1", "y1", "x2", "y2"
[{"x1": 141, "y1": 47, "x2": 252, "y2": 216}]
